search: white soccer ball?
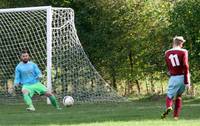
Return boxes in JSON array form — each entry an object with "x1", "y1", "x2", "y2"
[{"x1": 63, "y1": 96, "x2": 74, "y2": 106}]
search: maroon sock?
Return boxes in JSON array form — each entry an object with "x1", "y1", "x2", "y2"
[
  {"x1": 166, "y1": 96, "x2": 173, "y2": 108},
  {"x1": 174, "y1": 97, "x2": 182, "y2": 117}
]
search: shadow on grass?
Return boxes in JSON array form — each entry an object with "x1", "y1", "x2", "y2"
[{"x1": 0, "y1": 95, "x2": 200, "y2": 125}]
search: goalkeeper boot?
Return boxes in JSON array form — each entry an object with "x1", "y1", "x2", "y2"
[
  {"x1": 56, "y1": 107, "x2": 62, "y2": 110},
  {"x1": 26, "y1": 105, "x2": 35, "y2": 112},
  {"x1": 161, "y1": 107, "x2": 172, "y2": 119},
  {"x1": 56, "y1": 105, "x2": 62, "y2": 110}
]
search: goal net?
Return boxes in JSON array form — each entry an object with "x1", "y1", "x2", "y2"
[{"x1": 0, "y1": 6, "x2": 124, "y2": 104}]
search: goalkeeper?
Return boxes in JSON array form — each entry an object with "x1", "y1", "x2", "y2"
[{"x1": 14, "y1": 49, "x2": 61, "y2": 111}]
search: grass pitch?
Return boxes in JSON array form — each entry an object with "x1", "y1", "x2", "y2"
[{"x1": 1, "y1": 96, "x2": 200, "y2": 126}]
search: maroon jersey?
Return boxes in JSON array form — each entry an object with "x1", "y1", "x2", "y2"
[{"x1": 165, "y1": 47, "x2": 190, "y2": 84}]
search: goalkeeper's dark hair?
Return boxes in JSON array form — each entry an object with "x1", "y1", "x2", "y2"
[{"x1": 21, "y1": 49, "x2": 30, "y2": 55}]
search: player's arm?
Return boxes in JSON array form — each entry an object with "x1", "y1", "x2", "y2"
[
  {"x1": 14, "y1": 67, "x2": 21, "y2": 86},
  {"x1": 34, "y1": 63, "x2": 42, "y2": 79},
  {"x1": 165, "y1": 52, "x2": 171, "y2": 76},
  {"x1": 183, "y1": 50, "x2": 190, "y2": 85}
]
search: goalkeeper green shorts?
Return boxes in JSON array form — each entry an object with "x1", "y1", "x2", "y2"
[{"x1": 22, "y1": 82, "x2": 48, "y2": 97}]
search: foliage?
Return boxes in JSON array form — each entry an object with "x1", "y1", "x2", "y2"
[{"x1": 71, "y1": 0, "x2": 172, "y2": 94}]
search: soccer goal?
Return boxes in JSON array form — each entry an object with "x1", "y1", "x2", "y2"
[{"x1": 0, "y1": 6, "x2": 124, "y2": 104}]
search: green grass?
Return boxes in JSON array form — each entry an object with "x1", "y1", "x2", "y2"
[{"x1": 1, "y1": 97, "x2": 200, "y2": 126}]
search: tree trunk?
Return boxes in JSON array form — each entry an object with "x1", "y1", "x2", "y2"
[
  {"x1": 190, "y1": 84, "x2": 195, "y2": 96},
  {"x1": 111, "y1": 74, "x2": 117, "y2": 90},
  {"x1": 145, "y1": 80, "x2": 149, "y2": 94},
  {"x1": 160, "y1": 74, "x2": 164, "y2": 94},
  {"x1": 150, "y1": 75, "x2": 156, "y2": 93},
  {"x1": 160, "y1": 80, "x2": 164, "y2": 94},
  {"x1": 124, "y1": 80, "x2": 129, "y2": 96},
  {"x1": 128, "y1": 49, "x2": 135, "y2": 95},
  {"x1": 128, "y1": 50, "x2": 134, "y2": 76},
  {"x1": 135, "y1": 80, "x2": 140, "y2": 94},
  {"x1": 111, "y1": 66, "x2": 117, "y2": 90}
]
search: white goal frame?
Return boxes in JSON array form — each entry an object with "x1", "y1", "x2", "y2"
[{"x1": 0, "y1": 6, "x2": 62, "y2": 103}]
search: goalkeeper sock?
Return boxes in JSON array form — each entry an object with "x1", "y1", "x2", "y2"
[
  {"x1": 23, "y1": 94, "x2": 33, "y2": 107},
  {"x1": 49, "y1": 95, "x2": 60, "y2": 108}
]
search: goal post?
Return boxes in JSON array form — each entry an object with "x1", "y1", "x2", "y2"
[
  {"x1": 46, "y1": 6, "x2": 53, "y2": 104},
  {"x1": 0, "y1": 6, "x2": 125, "y2": 104}
]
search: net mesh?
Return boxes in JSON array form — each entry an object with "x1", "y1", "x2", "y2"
[{"x1": 0, "y1": 7, "x2": 125, "y2": 104}]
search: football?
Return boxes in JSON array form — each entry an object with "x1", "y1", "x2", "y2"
[{"x1": 63, "y1": 96, "x2": 74, "y2": 106}]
